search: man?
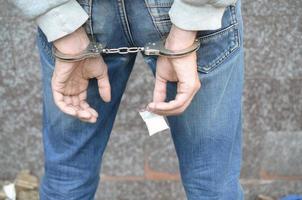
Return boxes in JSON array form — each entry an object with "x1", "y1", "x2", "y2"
[{"x1": 12, "y1": 0, "x2": 244, "y2": 199}]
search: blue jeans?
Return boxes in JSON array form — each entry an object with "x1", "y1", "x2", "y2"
[{"x1": 36, "y1": 0, "x2": 244, "y2": 199}]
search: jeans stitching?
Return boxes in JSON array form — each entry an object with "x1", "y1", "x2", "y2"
[
  {"x1": 145, "y1": 2, "x2": 173, "y2": 8},
  {"x1": 117, "y1": 0, "x2": 136, "y2": 46},
  {"x1": 198, "y1": 23, "x2": 237, "y2": 42},
  {"x1": 230, "y1": 4, "x2": 237, "y2": 24},
  {"x1": 78, "y1": 0, "x2": 93, "y2": 35},
  {"x1": 37, "y1": 30, "x2": 55, "y2": 67},
  {"x1": 88, "y1": 0, "x2": 94, "y2": 36},
  {"x1": 143, "y1": 0, "x2": 165, "y2": 39}
]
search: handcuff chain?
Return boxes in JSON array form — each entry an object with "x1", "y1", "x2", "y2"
[
  {"x1": 102, "y1": 47, "x2": 145, "y2": 54},
  {"x1": 53, "y1": 38, "x2": 201, "y2": 62}
]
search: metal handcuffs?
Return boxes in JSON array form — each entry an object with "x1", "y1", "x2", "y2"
[{"x1": 53, "y1": 38, "x2": 201, "y2": 62}]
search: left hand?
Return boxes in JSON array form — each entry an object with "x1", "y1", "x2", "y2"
[{"x1": 147, "y1": 25, "x2": 201, "y2": 116}]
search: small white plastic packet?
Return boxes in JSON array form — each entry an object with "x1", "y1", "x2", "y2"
[
  {"x1": 3, "y1": 183, "x2": 16, "y2": 200},
  {"x1": 139, "y1": 110, "x2": 169, "y2": 136}
]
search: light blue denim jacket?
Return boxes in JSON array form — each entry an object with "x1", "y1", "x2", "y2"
[{"x1": 11, "y1": 0, "x2": 237, "y2": 42}]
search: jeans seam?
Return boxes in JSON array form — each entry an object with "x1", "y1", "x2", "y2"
[
  {"x1": 143, "y1": 0, "x2": 166, "y2": 39},
  {"x1": 88, "y1": 0, "x2": 94, "y2": 36},
  {"x1": 117, "y1": 0, "x2": 136, "y2": 46},
  {"x1": 79, "y1": 0, "x2": 94, "y2": 37},
  {"x1": 230, "y1": 4, "x2": 237, "y2": 24},
  {"x1": 37, "y1": 29, "x2": 55, "y2": 67}
]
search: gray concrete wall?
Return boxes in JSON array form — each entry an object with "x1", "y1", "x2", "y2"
[{"x1": 0, "y1": 0, "x2": 302, "y2": 199}]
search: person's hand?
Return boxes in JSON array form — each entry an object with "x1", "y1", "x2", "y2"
[
  {"x1": 52, "y1": 27, "x2": 111, "y2": 123},
  {"x1": 147, "y1": 25, "x2": 201, "y2": 116}
]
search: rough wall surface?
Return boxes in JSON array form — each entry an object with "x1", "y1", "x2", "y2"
[{"x1": 0, "y1": 0, "x2": 301, "y2": 199}]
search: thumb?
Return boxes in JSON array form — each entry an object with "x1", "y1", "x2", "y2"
[
  {"x1": 153, "y1": 75, "x2": 167, "y2": 103},
  {"x1": 97, "y1": 71, "x2": 111, "y2": 102}
]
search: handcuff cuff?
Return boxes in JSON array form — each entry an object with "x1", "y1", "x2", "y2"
[{"x1": 53, "y1": 38, "x2": 201, "y2": 62}]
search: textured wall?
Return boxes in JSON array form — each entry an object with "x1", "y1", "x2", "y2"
[{"x1": 0, "y1": 0, "x2": 302, "y2": 199}]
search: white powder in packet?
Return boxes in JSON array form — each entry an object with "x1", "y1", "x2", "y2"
[
  {"x1": 3, "y1": 183, "x2": 16, "y2": 200},
  {"x1": 139, "y1": 110, "x2": 170, "y2": 136}
]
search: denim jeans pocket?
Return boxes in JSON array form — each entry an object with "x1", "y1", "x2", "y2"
[
  {"x1": 196, "y1": 23, "x2": 240, "y2": 74},
  {"x1": 196, "y1": 5, "x2": 240, "y2": 74},
  {"x1": 144, "y1": 0, "x2": 173, "y2": 38}
]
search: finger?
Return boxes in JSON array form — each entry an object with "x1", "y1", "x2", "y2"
[
  {"x1": 71, "y1": 96, "x2": 80, "y2": 107},
  {"x1": 80, "y1": 101, "x2": 98, "y2": 118},
  {"x1": 151, "y1": 94, "x2": 194, "y2": 116},
  {"x1": 53, "y1": 90, "x2": 77, "y2": 116},
  {"x1": 76, "y1": 106, "x2": 96, "y2": 123},
  {"x1": 87, "y1": 107, "x2": 98, "y2": 118},
  {"x1": 79, "y1": 100, "x2": 89, "y2": 109},
  {"x1": 79, "y1": 116, "x2": 97, "y2": 123},
  {"x1": 153, "y1": 76, "x2": 167, "y2": 103},
  {"x1": 79, "y1": 90, "x2": 87, "y2": 101},
  {"x1": 63, "y1": 96, "x2": 72, "y2": 105},
  {"x1": 151, "y1": 79, "x2": 200, "y2": 115},
  {"x1": 87, "y1": 115, "x2": 97, "y2": 123},
  {"x1": 148, "y1": 92, "x2": 189, "y2": 111},
  {"x1": 97, "y1": 73, "x2": 111, "y2": 102},
  {"x1": 77, "y1": 116, "x2": 96, "y2": 123},
  {"x1": 148, "y1": 78, "x2": 199, "y2": 112},
  {"x1": 76, "y1": 109, "x2": 92, "y2": 119},
  {"x1": 77, "y1": 107, "x2": 97, "y2": 123}
]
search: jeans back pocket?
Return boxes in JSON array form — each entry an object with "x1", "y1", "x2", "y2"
[
  {"x1": 196, "y1": 5, "x2": 241, "y2": 74},
  {"x1": 197, "y1": 23, "x2": 240, "y2": 74}
]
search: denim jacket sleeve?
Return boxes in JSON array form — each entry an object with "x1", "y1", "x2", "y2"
[
  {"x1": 169, "y1": 0, "x2": 237, "y2": 31},
  {"x1": 11, "y1": 0, "x2": 88, "y2": 42}
]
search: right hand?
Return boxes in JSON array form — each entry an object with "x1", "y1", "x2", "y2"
[
  {"x1": 52, "y1": 27, "x2": 111, "y2": 123},
  {"x1": 147, "y1": 25, "x2": 201, "y2": 116}
]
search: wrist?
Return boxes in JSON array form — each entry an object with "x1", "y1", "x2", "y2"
[
  {"x1": 165, "y1": 24, "x2": 197, "y2": 51},
  {"x1": 53, "y1": 26, "x2": 90, "y2": 55}
]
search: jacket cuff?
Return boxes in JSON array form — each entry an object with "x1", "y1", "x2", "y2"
[
  {"x1": 36, "y1": 0, "x2": 89, "y2": 42},
  {"x1": 169, "y1": 0, "x2": 226, "y2": 31}
]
